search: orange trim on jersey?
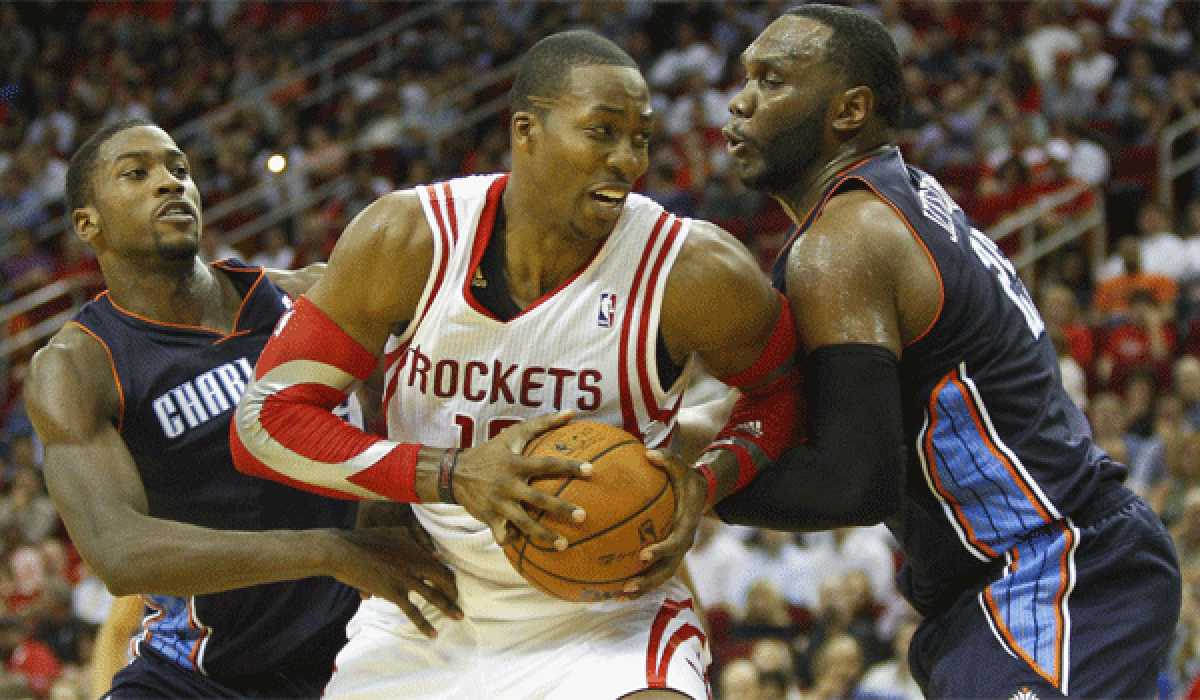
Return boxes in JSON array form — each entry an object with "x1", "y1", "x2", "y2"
[
  {"x1": 185, "y1": 596, "x2": 210, "y2": 671},
  {"x1": 948, "y1": 371, "x2": 1055, "y2": 525},
  {"x1": 68, "y1": 321, "x2": 126, "y2": 434},
  {"x1": 849, "y1": 177, "x2": 945, "y2": 348},
  {"x1": 213, "y1": 260, "x2": 266, "y2": 334},
  {"x1": 778, "y1": 152, "x2": 881, "y2": 255},
  {"x1": 923, "y1": 372, "x2": 998, "y2": 559},
  {"x1": 98, "y1": 263, "x2": 267, "y2": 339}
]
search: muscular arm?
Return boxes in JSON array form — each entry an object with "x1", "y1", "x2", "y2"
[
  {"x1": 27, "y1": 326, "x2": 459, "y2": 631},
  {"x1": 232, "y1": 190, "x2": 588, "y2": 546},
  {"x1": 27, "y1": 327, "x2": 349, "y2": 596},
  {"x1": 715, "y1": 191, "x2": 916, "y2": 529}
]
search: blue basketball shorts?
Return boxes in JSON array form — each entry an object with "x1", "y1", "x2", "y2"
[{"x1": 909, "y1": 492, "x2": 1181, "y2": 699}]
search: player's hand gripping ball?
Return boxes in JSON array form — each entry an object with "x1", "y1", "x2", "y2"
[{"x1": 503, "y1": 421, "x2": 676, "y2": 602}]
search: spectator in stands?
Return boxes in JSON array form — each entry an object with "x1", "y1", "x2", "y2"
[
  {"x1": 732, "y1": 529, "x2": 819, "y2": 614},
  {"x1": 804, "y1": 527, "x2": 900, "y2": 616},
  {"x1": 30, "y1": 578, "x2": 86, "y2": 667},
  {"x1": 0, "y1": 613, "x2": 60, "y2": 698},
  {"x1": 1106, "y1": 48, "x2": 1170, "y2": 124},
  {"x1": 1046, "y1": 118, "x2": 1111, "y2": 187},
  {"x1": 648, "y1": 20, "x2": 725, "y2": 93},
  {"x1": 1093, "y1": 237, "x2": 1179, "y2": 322},
  {"x1": 1171, "y1": 486, "x2": 1200, "y2": 582},
  {"x1": 910, "y1": 81, "x2": 985, "y2": 174},
  {"x1": 1070, "y1": 18, "x2": 1117, "y2": 108},
  {"x1": 749, "y1": 638, "x2": 800, "y2": 700},
  {"x1": 857, "y1": 616, "x2": 923, "y2": 700},
  {"x1": 1095, "y1": 287, "x2": 1176, "y2": 390},
  {"x1": 1022, "y1": 1, "x2": 1081, "y2": 84},
  {"x1": 249, "y1": 227, "x2": 295, "y2": 271},
  {"x1": 1039, "y1": 280, "x2": 1096, "y2": 373},
  {"x1": 730, "y1": 578, "x2": 799, "y2": 651},
  {"x1": 0, "y1": 228, "x2": 56, "y2": 298},
  {"x1": 718, "y1": 658, "x2": 763, "y2": 700},
  {"x1": 1150, "y1": 432, "x2": 1200, "y2": 526},
  {"x1": 1043, "y1": 50, "x2": 1096, "y2": 124},
  {"x1": 0, "y1": 168, "x2": 49, "y2": 233},
  {"x1": 1175, "y1": 355, "x2": 1200, "y2": 431},
  {"x1": 0, "y1": 466, "x2": 58, "y2": 547},
  {"x1": 798, "y1": 634, "x2": 865, "y2": 700},
  {"x1": 683, "y1": 517, "x2": 749, "y2": 614},
  {"x1": 1090, "y1": 389, "x2": 1166, "y2": 497}
]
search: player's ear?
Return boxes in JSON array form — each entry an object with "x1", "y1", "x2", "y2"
[
  {"x1": 73, "y1": 205, "x2": 101, "y2": 244},
  {"x1": 831, "y1": 86, "x2": 873, "y2": 133},
  {"x1": 511, "y1": 111, "x2": 539, "y2": 151}
]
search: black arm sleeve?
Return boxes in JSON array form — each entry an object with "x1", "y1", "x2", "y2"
[{"x1": 714, "y1": 343, "x2": 907, "y2": 531}]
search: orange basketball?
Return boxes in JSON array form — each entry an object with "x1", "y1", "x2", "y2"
[{"x1": 503, "y1": 421, "x2": 675, "y2": 603}]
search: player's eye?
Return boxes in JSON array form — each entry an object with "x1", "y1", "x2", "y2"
[{"x1": 587, "y1": 125, "x2": 613, "y2": 139}]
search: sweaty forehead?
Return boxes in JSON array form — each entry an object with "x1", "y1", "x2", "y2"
[{"x1": 745, "y1": 16, "x2": 830, "y2": 65}]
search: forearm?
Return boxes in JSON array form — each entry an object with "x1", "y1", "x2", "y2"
[
  {"x1": 232, "y1": 296, "x2": 447, "y2": 503},
  {"x1": 713, "y1": 343, "x2": 907, "y2": 530},
  {"x1": 72, "y1": 509, "x2": 340, "y2": 596}
]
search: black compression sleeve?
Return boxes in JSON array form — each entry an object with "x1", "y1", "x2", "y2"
[{"x1": 713, "y1": 343, "x2": 907, "y2": 530}]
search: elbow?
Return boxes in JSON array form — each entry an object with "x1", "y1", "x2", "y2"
[
  {"x1": 841, "y1": 447, "x2": 906, "y2": 525},
  {"x1": 85, "y1": 541, "x2": 148, "y2": 597}
]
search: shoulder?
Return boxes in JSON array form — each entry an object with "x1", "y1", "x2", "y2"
[
  {"x1": 669, "y1": 219, "x2": 773, "y2": 311},
  {"x1": 663, "y1": 219, "x2": 778, "y2": 345},
  {"x1": 26, "y1": 324, "x2": 118, "y2": 439},
  {"x1": 309, "y1": 188, "x2": 437, "y2": 325},
  {"x1": 785, "y1": 188, "x2": 914, "y2": 292},
  {"x1": 332, "y1": 189, "x2": 433, "y2": 264}
]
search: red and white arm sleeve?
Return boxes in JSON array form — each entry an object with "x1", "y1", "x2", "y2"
[
  {"x1": 231, "y1": 297, "x2": 423, "y2": 502},
  {"x1": 700, "y1": 291, "x2": 806, "y2": 491}
]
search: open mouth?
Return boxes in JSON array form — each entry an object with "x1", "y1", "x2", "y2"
[
  {"x1": 590, "y1": 188, "x2": 627, "y2": 206},
  {"x1": 158, "y1": 201, "x2": 196, "y2": 221}
]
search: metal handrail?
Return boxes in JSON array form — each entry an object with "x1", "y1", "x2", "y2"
[
  {"x1": 0, "y1": 273, "x2": 102, "y2": 327},
  {"x1": 987, "y1": 180, "x2": 1106, "y2": 278},
  {"x1": 1159, "y1": 111, "x2": 1200, "y2": 214}
]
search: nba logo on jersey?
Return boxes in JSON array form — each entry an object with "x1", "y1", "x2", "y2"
[{"x1": 597, "y1": 293, "x2": 617, "y2": 328}]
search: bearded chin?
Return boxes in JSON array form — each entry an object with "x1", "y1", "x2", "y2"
[{"x1": 157, "y1": 239, "x2": 200, "y2": 261}]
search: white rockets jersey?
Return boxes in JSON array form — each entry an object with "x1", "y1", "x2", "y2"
[{"x1": 380, "y1": 173, "x2": 696, "y2": 618}]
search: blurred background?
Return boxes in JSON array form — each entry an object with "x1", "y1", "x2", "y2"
[{"x1": 1, "y1": 1, "x2": 1200, "y2": 698}]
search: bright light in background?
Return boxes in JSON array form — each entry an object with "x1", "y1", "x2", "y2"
[{"x1": 266, "y1": 154, "x2": 287, "y2": 173}]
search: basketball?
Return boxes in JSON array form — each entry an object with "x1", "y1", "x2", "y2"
[{"x1": 502, "y1": 421, "x2": 676, "y2": 603}]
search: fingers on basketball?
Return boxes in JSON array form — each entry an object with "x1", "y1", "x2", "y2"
[{"x1": 502, "y1": 421, "x2": 676, "y2": 603}]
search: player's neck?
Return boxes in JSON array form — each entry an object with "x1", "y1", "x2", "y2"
[
  {"x1": 775, "y1": 139, "x2": 894, "y2": 225},
  {"x1": 101, "y1": 255, "x2": 238, "y2": 331},
  {"x1": 498, "y1": 191, "x2": 601, "y2": 306}
]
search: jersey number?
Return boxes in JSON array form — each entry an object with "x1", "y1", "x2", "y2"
[
  {"x1": 453, "y1": 414, "x2": 521, "y2": 448},
  {"x1": 968, "y1": 228, "x2": 1045, "y2": 339}
]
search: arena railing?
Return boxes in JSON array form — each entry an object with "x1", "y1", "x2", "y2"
[
  {"x1": 1159, "y1": 111, "x2": 1200, "y2": 215},
  {"x1": 987, "y1": 180, "x2": 1107, "y2": 287}
]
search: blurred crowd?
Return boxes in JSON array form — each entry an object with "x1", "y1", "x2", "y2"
[{"x1": 1, "y1": 0, "x2": 1200, "y2": 698}]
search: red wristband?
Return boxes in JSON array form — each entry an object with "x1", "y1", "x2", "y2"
[{"x1": 695, "y1": 461, "x2": 719, "y2": 510}]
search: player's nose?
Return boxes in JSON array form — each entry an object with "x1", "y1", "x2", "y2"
[
  {"x1": 154, "y1": 166, "x2": 187, "y2": 195},
  {"x1": 728, "y1": 85, "x2": 754, "y2": 119},
  {"x1": 606, "y1": 138, "x2": 646, "y2": 181}
]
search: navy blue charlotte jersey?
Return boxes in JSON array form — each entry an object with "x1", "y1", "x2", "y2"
[
  {"x1": 771, "y1": 148, "x2": 1128, "y2": 614},
  {"x1": 71, "y1": 259, "x2": 360, "y2": 679}
]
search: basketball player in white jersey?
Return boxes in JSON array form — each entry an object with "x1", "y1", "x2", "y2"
[{"x1": 232, "y1": 30, "x2": 802, "y2": 699}]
